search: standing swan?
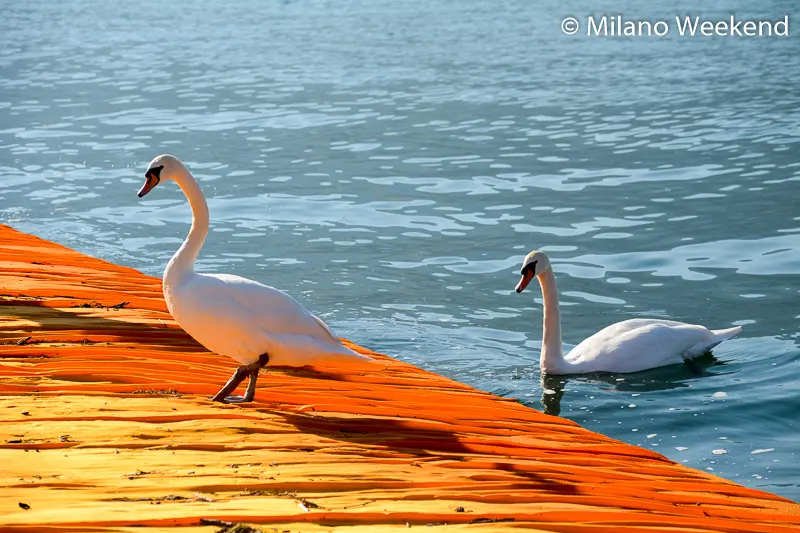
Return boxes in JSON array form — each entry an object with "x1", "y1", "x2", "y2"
[
  {"x1": 515, "y1": 250, "x2": 741, "y2": 375},
  {"x1": 137, "y1": 154, "x2": 372, "y2": 403}
]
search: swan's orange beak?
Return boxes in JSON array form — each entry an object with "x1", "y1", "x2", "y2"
[
  {"x1": 137, "y1": 171, "x2": 160, "y2": 198},
  {"x1": 515, "y1": 270, "x2": 535, "y2": 293}
]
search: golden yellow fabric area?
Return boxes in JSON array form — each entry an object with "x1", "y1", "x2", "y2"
[{"x1": 0, "y1": 225, "x2": 798, "y2": 532}]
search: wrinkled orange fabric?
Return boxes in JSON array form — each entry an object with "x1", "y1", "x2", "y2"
[{"x1": 0, "y1": 224, "x2": 797, "y2": 532}]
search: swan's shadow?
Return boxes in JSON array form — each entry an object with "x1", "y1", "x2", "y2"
[
  {"x1": 0, "y1": 298, "x2": 202, "y2": 350},
  {"x1": 0, "y1": 302, "x2": 574, "y2": 493},
  {"x1": 539, "y1": 352, "x2": 734, "y2": 416},
  {"x1": 261, "y1": 407, "x2": 577, "y2": 494}
]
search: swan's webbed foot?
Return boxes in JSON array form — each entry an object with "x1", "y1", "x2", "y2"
[
  {"x1": 211, "y1": 353, "x2": 270, "y2": 404},
  {"x1": 216, "y1": 394, "x2": 249, "y2": 404}
]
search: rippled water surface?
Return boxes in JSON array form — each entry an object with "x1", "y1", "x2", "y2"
[{"x1": 2, "y1": 0, "x2": 799, "y2": 500}]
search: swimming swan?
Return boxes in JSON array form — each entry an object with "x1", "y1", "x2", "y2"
[
  {"x1": 137, "y1": 154, "x2": 372, "y2": 403},
  {"x1": 515, "y1": 250, "x2": 741, "y2": 375}
]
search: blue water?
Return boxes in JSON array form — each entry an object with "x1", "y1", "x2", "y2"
[{"x1": 1, "y1": 0, "x2": 798, "y2": 500}]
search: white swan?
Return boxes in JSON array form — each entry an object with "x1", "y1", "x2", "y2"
[
  {"x1": 515, "y1": 250, "x2": 741, "y2": 375},
  {"x1": 137, "y1": 154, "x2": 372, "y2": 403}
]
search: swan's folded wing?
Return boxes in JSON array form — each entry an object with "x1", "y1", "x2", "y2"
[
  {"x1": 567, "y1": 319, "x2": 715, "y2": 373},
  {"x1": 204, "y1": 273, "x2": 343, "y2": 339},
  {"x1": 171, "y1": 273, "x2": 371, "y2": 366},
  {"x1": 309, "y1": 313, "x2": 340, "y2": 343}
]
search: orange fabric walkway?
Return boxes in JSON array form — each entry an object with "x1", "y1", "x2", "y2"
[{"x1": 0, "y1": 224, "x2": 797, "y2": 533}]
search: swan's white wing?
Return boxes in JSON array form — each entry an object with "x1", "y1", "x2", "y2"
[
  {"x1": 208, "y1": 273, "x2": 339, "y2": 336},
  {"x1": 167, "y1": 273, "x2": 371, "y2": 367},
  {"x1": 565, "y1": 319, "x2": 717, "y2": 373}
]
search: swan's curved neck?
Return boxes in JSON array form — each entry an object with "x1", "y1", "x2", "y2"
[
  {"x1": 538, "y1": 269, "x2": 566, "y2": 374},
  {"x1": 164, "y1": 167, "x2": 208, "y2": 287}
]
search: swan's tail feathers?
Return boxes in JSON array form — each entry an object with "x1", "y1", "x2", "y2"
[
  {"x1": 310, "y1": 341, "x2": 375, "y2": 364},
  {"x1": 685, "y1": 325, "x2": 742, "y2": 359},
  {"x1": 711, "y1": 325, "x2": 743, "y2": 341},
  {"x1": 336, "y1": 344, "x2": 376, "y2": 363}
]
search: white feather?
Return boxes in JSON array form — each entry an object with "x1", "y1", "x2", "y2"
[
  {"x1": 166, "y1": 272, "x2": 371, "y2": 366},
  {"x1": 561, "y1": 319, "x2": 741, "y2": 374},
  {"x1": 516, "y1": 250, "x2": 741, "y2": 375},
  {"x1": 143, "y1": 154, "x2": 372, "y2": 370}
]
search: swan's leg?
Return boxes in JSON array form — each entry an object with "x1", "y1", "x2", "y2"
[
  {"x1": 211, "y1": 353, "x2": 270, "y2": 404},
  {"x1": 211, "y1": 367, "x2": 249, "y2": 402},
  {"x1": 242, "y1": 370, "x2": 260, "y2": 403},
  {"x1": 239, "y1": 353, "x2": 270, "y2": 402}
]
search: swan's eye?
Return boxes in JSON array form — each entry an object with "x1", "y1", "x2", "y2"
[
  {"x1": 146, "y1": 164, "x2": 164, "y2": 181},
  {"x1": 520, "y1": 260, "x2": 538, "y2": 275}
]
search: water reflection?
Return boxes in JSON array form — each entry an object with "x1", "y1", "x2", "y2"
[{"x1": 539, "y1": 353, "x2": 730, "y2": 417}]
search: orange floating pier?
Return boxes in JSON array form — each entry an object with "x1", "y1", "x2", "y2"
[{"x1": 0, "y1": 224, "x2": 798, "y2": 533}]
